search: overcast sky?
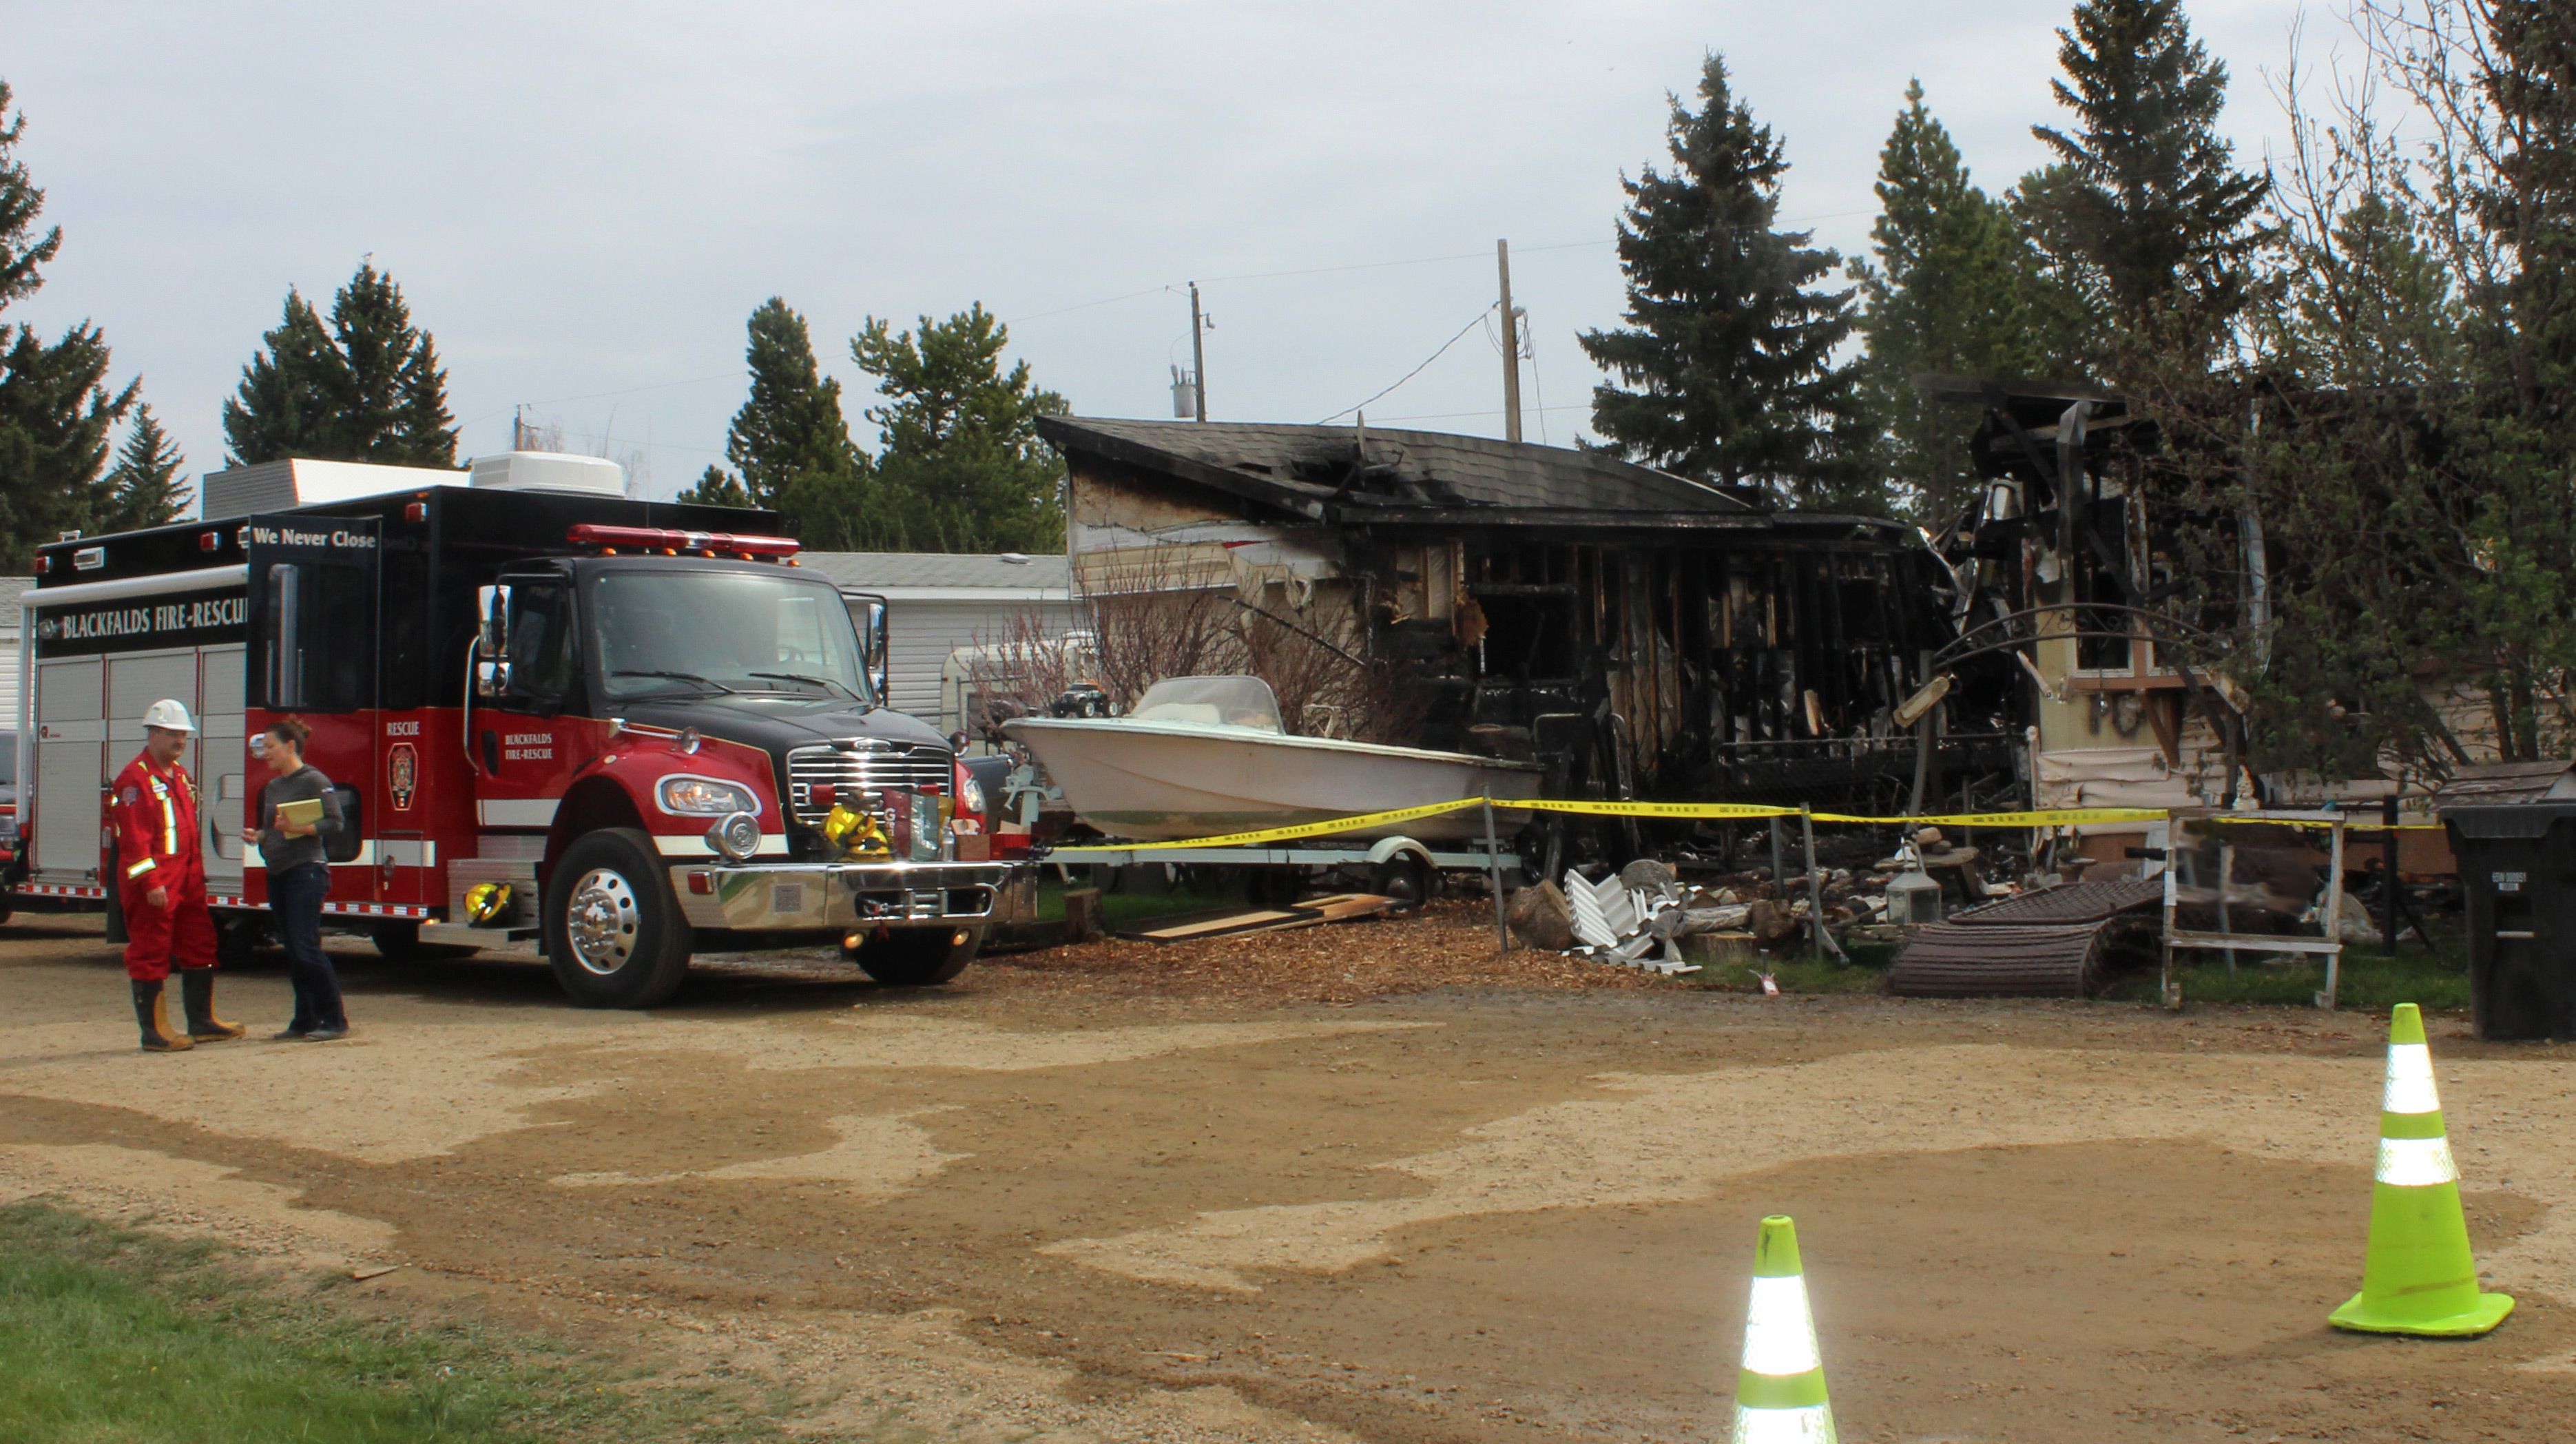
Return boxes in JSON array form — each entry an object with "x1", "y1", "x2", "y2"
[{"x1": 9, "y1": 0, "x2": 2323, "y2": 503}]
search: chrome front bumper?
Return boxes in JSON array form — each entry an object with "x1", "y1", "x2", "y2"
[{"x1": 667, "y1": 859, "x2": 1025, "y2": 931}]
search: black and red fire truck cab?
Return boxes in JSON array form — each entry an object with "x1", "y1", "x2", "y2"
[{"x1": 12, "y1": 482, "x2": 1018, "y2": 1007}]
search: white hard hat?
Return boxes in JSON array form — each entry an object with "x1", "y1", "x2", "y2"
[{"x1": 140, "y1": 699, "x2": 197, "y2": 734}]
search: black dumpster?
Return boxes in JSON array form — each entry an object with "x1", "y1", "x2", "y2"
[{"x1": 2442, "y1": 803, "x2": 2576, "y2": 1040}]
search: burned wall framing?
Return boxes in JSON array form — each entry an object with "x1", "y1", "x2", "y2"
[{"x1": 1345, "y1": 519, "x2": 2019, "y2": 810}]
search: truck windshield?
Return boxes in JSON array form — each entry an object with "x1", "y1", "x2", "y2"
[{"x1": 592, "y1": 569, "x2": 872, "y2": 704}]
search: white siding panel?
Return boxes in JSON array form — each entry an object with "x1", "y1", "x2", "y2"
[
  {"x1": 886, "y1": 602, "x2": 995, "y2": 719},
  {"x1": 884, "y1": 601, "x2": 1079, "y2": 721}
]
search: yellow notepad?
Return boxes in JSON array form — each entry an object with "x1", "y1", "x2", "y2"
[{"x1": 275, "y1": 797, "x2": 324, "y2": 829}]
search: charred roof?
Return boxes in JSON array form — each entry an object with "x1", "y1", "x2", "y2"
[{"x1": 1039, "y1": 416, "x2": 1783, "y2": 529}]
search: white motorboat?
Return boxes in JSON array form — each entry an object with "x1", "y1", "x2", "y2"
[{"x1": 1000, "y1": 676, "x2": 1540, "y2": 843}]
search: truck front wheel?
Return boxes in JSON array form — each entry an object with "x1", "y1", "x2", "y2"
[
  {"x1": 853, "y1": 925, "x2": 982, "y2": 986},
  {"x1": 544, "y1": 828, "x2": 693, "y2": 1008}
]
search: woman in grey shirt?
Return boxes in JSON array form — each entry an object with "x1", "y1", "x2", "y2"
[{"x1": 243, "y1": 718, "x2": 349, "y2": 1040}]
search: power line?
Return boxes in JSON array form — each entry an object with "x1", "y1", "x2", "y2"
[
  {"x1": 1002, "y1": 209, "x2": 1873, "y2": 329},
  {"x1": 457, "y1": 369, "x2": 743, "y2": 431},
  {"x1": 1371, "y1": 402, "x2": 1589, "y2": 424},
  {"x1": 1006, "y1": 236, "x2": 1614, "y2": 328},
  {"x1": 1007, "y1": 282, "x2": 1178, "y2": 324},
  {"x1": 1315, "y1": 307, "x2": 1497, "y2": 424}
]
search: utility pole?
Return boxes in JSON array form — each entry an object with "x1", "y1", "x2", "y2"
[
  {"x1": 1497, "y1": 239, "x2": 1524, "y2": 443},
  {"x1": 1188, "y1": 282, "x2": 1209, "y2": 422}
]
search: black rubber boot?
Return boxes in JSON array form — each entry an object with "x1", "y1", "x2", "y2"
[
  {"x1": 179, "y1": 969, "x2": 246, "y2": 1042},
  {"x1": 132, "y1": 980, "x2": 194, "y2": 1053}
]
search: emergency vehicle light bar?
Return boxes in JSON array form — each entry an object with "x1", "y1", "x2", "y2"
[{"x1": 565, "y1": 524, "x2": 801, "y2": 558}]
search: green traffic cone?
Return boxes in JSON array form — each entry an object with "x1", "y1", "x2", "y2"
[
  {"x1": 2328, "y1": 1003, "x2": 2515, "y2": 1337},
  {"x1": 1730, "y1": 1215, "x2": 1837, "y2": 1443}
]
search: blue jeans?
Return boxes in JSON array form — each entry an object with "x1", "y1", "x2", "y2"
[{"x1": 269, "y1": 863, "x2": 344, "y2": 1031}]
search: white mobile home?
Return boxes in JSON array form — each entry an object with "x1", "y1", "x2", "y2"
[{"x1": 796, "y1": 553, "x2": 1077, "y2": 723}]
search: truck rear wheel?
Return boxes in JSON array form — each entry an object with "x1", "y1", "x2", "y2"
[
  {"x1": 854, "y1": 925, "x2": 982, "y2": 986},
  {"x1": 544, "y1": 828, "x2": 693, "y2": 1008}
]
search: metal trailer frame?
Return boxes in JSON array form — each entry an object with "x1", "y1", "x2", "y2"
[
  {"x1": 2160, "y1": 808, "x2": 2348, "y2": 1010},
  {"x1": 1041, "y1": 795, "x2": 1531, "y2": 949},
  {"x1": 1047, "y1": 839, "x2": 1522, "y2": 873},
  {"x1": 1046, "y1": 834, "x2": 1527, "y2": 949}
]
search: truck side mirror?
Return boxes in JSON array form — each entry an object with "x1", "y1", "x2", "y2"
[
  {"x1": 842, "y1": 591, "x2": 889, "y2": 701},
  {"x1": 477, "y1": 584, "x2": 511, "y2": 660},
  {"x1": 475, "y1": 659, "x2": 514, "y2": 698},
  {"x1": 868, "y1": 602, "x2": 889, "y2": 700}
]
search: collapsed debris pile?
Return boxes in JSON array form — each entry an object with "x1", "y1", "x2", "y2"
[{"x1": 1508, "y1": 827, "x2": 2039, "y2": 971}]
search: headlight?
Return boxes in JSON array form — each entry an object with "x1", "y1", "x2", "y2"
[
  {"x1": 707, "y1": 811, "x2": 762, "y2": 862},
  {"x1": 659, "y1": 776, "x2": 758, "y2": 815}
]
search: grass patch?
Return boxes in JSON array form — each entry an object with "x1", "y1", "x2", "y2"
[
  {"x1": 2103, "y1": 946, "x2": 2473, "y2": 1011},
  {"x1": 0, "y1": 1201, "x2": 787, "y2": 1444},
  {"x1": 2101, "y1": 909, "x2": 2475, "y2": 1011},
  {"x1": 1028, "y1": 869, "x2": 1263, "y2": 931}
]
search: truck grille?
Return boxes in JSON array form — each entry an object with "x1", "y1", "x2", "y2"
[{"x1": 785, "y1": 742, "x2": 951, "y2": 825}]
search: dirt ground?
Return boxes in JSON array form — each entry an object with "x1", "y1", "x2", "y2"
[{"x1": 2, "y1": 902, "x2": 2570, "y2": 1443}]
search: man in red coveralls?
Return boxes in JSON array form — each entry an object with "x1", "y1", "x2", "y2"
[{"x1": 112, "y1": 699, "x2": 244, "y2": 1051}]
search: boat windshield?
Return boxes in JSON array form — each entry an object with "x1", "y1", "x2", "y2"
[
  {"x1": 1130, "y1": 676, "x2": 1282, "y2": 732},
  {"x1": 592, "y1": 568, "x2": 873, "y2": 703}
]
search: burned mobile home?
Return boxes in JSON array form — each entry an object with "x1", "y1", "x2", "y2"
[
  {"x1": 1918, "y1": 378, "x2": 2256, "y2": 835},
  {"x1": 1034, "y1": 417, "x2": 2024, "y2": 821}
]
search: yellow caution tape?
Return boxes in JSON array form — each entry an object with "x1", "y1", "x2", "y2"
[
  {"x1": 1047, "y1": 798, "x2": 2179, "y2": 855},
  {"x1": 1515, "y1": 798, "x2": 1798, "y2": 820},
  {"x1": 1812, "y1": 807, "x2": 2170, "y2": 827},
  {"x1": 1046, "y1": 798, "x2": 1486, "y2": 854}
]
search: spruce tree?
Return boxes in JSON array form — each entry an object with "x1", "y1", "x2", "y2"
[
  {"x1": 0, "y1": 79, "x2": 137, "y2": 569},
  {"x1": 1579, "y1": 52, "x2": 1868, "y2": 509},
  {"x1": 2014, "y1": 0, "x2": 2270, "y2": 369},
  {"x1": 96, "y1": 403, "x2": 191, "y2": 534},
  {"x1": 1854, "y1": 80, "x2": 2086, "y2": 521},
  {"x1": 676, "y1": 464, "x2": 755, "y2": 508},
  {"x1": 0, "y1": 80, "x2": 56, "y2": 312},
  {"x1": 2476, "y1": 0, "x2": 2576, "y2": 406},
  {"x1": 222, "y1": 260, "x2": 457, "y2": 466},
  {"x1": 682, "y1": 298, "x2": 864, "y2": 510},
  {"x1": 0, "y1": 321, "x2": 132, "y2": 568},
  {"x1": 849, "y1": 304, "x2": 1066, "y2": 553},
  {"x1": 220, "y1": 291, "x2": 336, "y2": 465}
]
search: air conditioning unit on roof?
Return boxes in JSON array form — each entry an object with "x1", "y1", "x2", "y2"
[{"x1": 468, "y1": 450, "x2": 627, "y2": 497}]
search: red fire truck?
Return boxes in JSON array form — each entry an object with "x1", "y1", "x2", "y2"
[{"x1": 6, "y1": 477, "x2": 1024, "y2": 1006}]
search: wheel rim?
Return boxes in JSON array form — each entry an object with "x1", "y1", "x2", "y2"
[
  {"x1": 564, "y1": 867, "x2": 641, "y2": 976},
  {"x1": 1378, "y1": 859, "x2": 1427, "y2": 907}
]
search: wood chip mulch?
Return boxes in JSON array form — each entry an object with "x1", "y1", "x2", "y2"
[{"x1": 977, "y1": 900, "x2": 1662, "y2": 1007}]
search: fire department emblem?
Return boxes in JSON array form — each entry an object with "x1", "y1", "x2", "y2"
[{"x1": 387, "y1": 742, "x2": 418, "y2": 811}]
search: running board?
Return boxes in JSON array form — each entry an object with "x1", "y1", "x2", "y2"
[{"x1": 417, "y1": 922, "x2": 542, "y2": 951}]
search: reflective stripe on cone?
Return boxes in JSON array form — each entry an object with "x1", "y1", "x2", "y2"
[
  {"x1": 2377, "y1": 1136, "x2": 2460, "y2": 1188},
  {"x1": 2382, "y1": 1041, "x2": 2440, "y2": 1117}
]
